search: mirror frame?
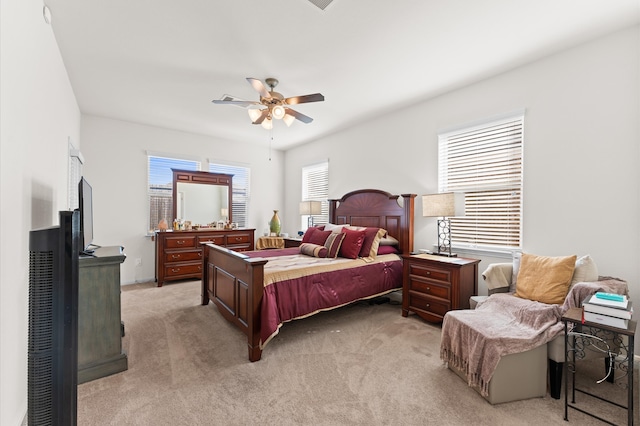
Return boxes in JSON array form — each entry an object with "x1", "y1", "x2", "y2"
[{"x1": 172, "y1": 169, "x2": 233, "y2": 225}]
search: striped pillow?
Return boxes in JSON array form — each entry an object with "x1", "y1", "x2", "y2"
[
  {"x1": 299, "y1": 243, "x2": 328, "y2": 258},
  {"x1": 324, "y1": 232, "x2": 346, "y2": 258}
]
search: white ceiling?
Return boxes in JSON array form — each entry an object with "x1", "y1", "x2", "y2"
[{"x1": 46, "y1": 0, "x2": 640, "y2": 150}]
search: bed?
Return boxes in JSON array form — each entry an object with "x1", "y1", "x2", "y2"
[{"x1": 200, "y1": 189, "x2": 416, "y2": 361}]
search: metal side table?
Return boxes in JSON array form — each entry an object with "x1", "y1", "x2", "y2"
[{"x1": 562, "y1": 307, "x2": 636, "y2": 425}]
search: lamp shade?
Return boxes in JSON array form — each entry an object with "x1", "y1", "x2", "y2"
[
  {"x1": 272, "y1": 105, "x2": 286, "y2": 120},
  {"x1": 299, "y1": 200, "x2": 322, "y2": 215},
  {"x1": 261, "y1": 117, "x2": 273, "y2": 130},
  {"x1": 283, "y1": 113, "x2": 295, "y2": 127},
  {"x1": 422, "y1": 192, "x2": 465, "y2": 217},
  {"x1": 247, "y1": 108, "x2": 263, "y2": 123}
]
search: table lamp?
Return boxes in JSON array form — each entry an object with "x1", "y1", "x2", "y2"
[
  {"x1": 422, "y1": 192, "x2": 465, "y2": 257},
  {"x1": 299, "y1": 200, "x2": 322, "y2": 229}
]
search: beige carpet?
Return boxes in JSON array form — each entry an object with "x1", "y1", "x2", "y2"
[{"x1": 77, "y1": 280, "x2": 638, "y2": 425}]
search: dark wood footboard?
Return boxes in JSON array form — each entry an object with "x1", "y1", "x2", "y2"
[{"x1": 201, "y1": 244, "x2": 267, "y2": 361}]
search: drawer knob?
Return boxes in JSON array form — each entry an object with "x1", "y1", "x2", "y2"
[
  {"x1": 426, "y1": 287, "x2": 430, "y2": 291},
  {"x1": 177, "y1": 240, "x2": 185, "y2": 245},
  {"x1": 171, "y1": 254, "x2": 181, "y2": 259},
  {"x1": 426, "y1": 271, "x2": 430, "y2": 275},
  {"x1": 426, "y1": 303, "x2": 430, "y2": 307},
  {"x1": 171, "y1": 268, "x2": 180, "y2": 273},
  {"x1": 235, "y1": 237, "x2": 241, "y2": 241}
]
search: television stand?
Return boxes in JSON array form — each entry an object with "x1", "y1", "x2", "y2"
[{"x1": 78, "y1": 246, "x2": 128, "y2": 383}]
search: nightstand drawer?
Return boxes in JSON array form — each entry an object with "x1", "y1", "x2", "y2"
[
  {"x1": 409, "y1": 278, "x2": 450, "y2": 300},
  {"x1": 409, "y1": 293, "x2": 450, "y2": 320},
  {"x1": 409, "y1": 264, "x2": 452, "y2": 284}
]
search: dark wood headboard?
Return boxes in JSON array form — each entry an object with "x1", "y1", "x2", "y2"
[{"x1": 328, "y1": 189, "x2": 416, "y2": 254}]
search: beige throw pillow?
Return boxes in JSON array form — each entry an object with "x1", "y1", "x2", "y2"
[
  {"x1": 514, "y1": 253, "x2": 577, "y2": 304},
  {"x1": 571, "y1": 254, "x2": 598, "y2": 286}
]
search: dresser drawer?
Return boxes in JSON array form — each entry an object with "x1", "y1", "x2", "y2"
[
  {"x1": 228, "y1": 244, "x2": 251, "y2": 252},
  {"x1": 165, "y1": 250, "x2": 202, "y2": 263},
  {"x1": 196, "y1": 234, "x2": 225, "y2": 245},
  {"x1": 225, "y1": 233, "x2": 251, "y2": 245},
  {"x1": 409, "y1": 293, "x2": 450, "y2": 320},
  {"x1": 409, "y1": 263, "x2": 452, "y2": 285},
  {"x1": 165, "y1": 262, "x2": 202, "y2": 278},
  {"x1": 409, "y1": 278, "x2": 450, "y2": 300},
  {"x1": 164, "y1": 235, "x2": 197, "y2": 249}
]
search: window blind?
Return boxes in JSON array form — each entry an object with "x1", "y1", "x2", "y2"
[
  {"x1": 438, "y1": 114, "x2": 524, "y2": 250},
  {"x1": 302, "y1": 161, "x2": 329, "y2": 229},
  {"x1": 147, "y1": 155, "x2": 200, "y2": 231},
  {"x1": 209, "y1": 162, "x2": 250, "y2": 228}
]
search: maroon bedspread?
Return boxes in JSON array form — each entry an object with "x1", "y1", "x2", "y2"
[{"x1": 259, "y1": 255, "x2": 403, "y2": 348}]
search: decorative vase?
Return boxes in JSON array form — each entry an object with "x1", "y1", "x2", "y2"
[{"x1": 269, "y1": 210, "x2": 281, "y2": 236}]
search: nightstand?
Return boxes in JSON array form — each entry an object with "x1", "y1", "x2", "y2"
[
  {"x1": 283, "y1": 237, "x2": 303, "y2": 248},
  {"x1": 401, "y1": 253, "x2": 480, "y2": 323}
]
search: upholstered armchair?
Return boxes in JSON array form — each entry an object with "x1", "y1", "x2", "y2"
[{"x1": 441, "y1": 253, "x2": 628, "y2": 404}]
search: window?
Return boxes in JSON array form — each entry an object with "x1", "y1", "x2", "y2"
[
  {"x1": 438, "y1": 113, "x2": 524, "y2": 251},
  {"x1": 148, "y1": 155, "x2": 200, "y2": 231},
  {"x1": 301, "y1": 161, "x2": 329, "y2": 230},
  {"x1": 209, "y1": 162, "x2": 250, "y2": 228},
  {"x1": 68, "y1": 139, "x2": 83, "y2": 210}
]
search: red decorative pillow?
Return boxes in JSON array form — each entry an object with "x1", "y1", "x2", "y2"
[
  {"x1": 301, "y1": 226, "x2": 325, "y2": 243},
  {"x1": 309, "y1": 230, "x2": 332, "y2": 246},
  {"x1": 358, "y1": 227, "x2": 384, "y2": 258},
  {"x1": 377, "y1": 245, "x2": 399, "y2": 255},
  {"x1": 324, "y1": 232, "x2": 346, "y2": 258},
  {"x1": 339, "y1": 228, "x2": 366, "y2": 259}
]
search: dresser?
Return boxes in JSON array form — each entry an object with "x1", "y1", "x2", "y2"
[
  {"x1": 78, "y1": 246, "x2": 127, "y2": 383},
  {"x1": 401, "y1": 253, "x2": 479, "y2": 323},
  {"x1": 155, "y1": 228, "x2": 255, "y2": 286}
]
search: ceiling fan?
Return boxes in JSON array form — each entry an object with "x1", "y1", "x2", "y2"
[{"x1": 212, "y1": 78, "x2": 324, "y2": 129}]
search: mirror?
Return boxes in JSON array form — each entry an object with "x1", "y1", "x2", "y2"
[{"x1": 172, "y1": 170, "x2": 232, "y2": 226}]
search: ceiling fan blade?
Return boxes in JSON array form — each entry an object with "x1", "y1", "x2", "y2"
[
  {"x1": 251, "y1": 109, "x2": 270, "y2": 125},
  {"x1": 212, "y1": 100, "x2": 260, "y2": 107},
  {"x1": 285, "y1": 108, "x2": 313, "y2": 124},
  {"x1": 247, "y1": 78, "x2": 271, "y2": 99},
  {"x1": 284, "y1": 93, "x2": 324, "y2": 105}
]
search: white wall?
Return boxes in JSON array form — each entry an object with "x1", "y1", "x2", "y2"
[
  {"x1": 0, "y1": 1, "x2": 82, "y2": 424},
  {"x1": 285, "y1": 26, "x2": 640, "y2": 350},
  {"x1": 80, "y1": 116, "x2": 285, "y2": 284}
]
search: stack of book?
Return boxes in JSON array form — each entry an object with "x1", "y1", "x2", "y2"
[{"x1": 582, "y1": 292, "x2": 633, "y2": 329}]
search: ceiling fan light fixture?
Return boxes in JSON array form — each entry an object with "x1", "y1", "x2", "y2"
[
  {"x1": 283, "y1": 114, "x2": 295, "y2": 127},
  {"x1": 272, "y1": 105, "x2": 286, "y2": 120},
  {"x1": 247, "y1": 108, "x2": 263, "y2": 123},
  {"x1": 261, "y1": 117, "x2": 273, "y2": 130}
]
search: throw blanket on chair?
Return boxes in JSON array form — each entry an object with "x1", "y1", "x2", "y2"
[{"x1": 440, "y1": 278, "x2": 628, "y2": 397}]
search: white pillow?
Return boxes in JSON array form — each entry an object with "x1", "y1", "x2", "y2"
[
  {"x1": 571, "y1": 254, "x2": 598, "y2": 285},
  {"x1": 510, "y1": 251, "x2": 522, "y2": 292},
  {"x1": 379, "y1": 235, "x2": 399, "y2": 246},
  {"x1": 323, "y1": 223, "x2": 349, "y2": 233}
]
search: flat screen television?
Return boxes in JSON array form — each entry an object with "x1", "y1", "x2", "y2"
[{"x1": 78, "y1": 177, "x2": 97, "y2": 255}]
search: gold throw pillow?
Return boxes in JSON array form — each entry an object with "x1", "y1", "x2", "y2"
[{"x1": 515, "y1": 253, "x2": 577, "y2": 304}]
